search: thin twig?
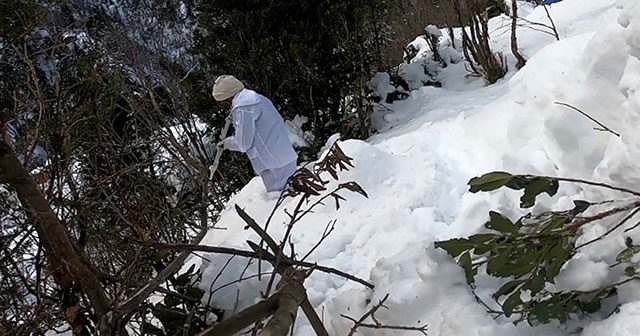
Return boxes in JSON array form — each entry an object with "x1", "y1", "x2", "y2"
[
  {"x1": 576, "y1": 206, "x2": 640, "y2": 249},
  {"x1": 155, "y1": 287, "x2": 200, "y2": 304},
  {"x1": 541, "y1": 3, "x2": 560, "y2": 40},
  {"x1": 235, "y1": 205, "x2": 280, "y2": 253},
  {"x1": 301, "y1": 220, "x2": 336, "y2": 263},
  {"x1": 555, "y1": 102, "x2": 620, "y2": 137},
  {"x1": 343, "y1": 294, "x2": 390, "y2": 336},
  {"x1": 149, "y1": 242, "x2": 375, "y2": 289},
  {"x1": 624, "y1": 220, "x2": 640, "y2": 233},
  {"x1": 540, "y1": 176, "x2": 640, "y2": 197},
  {"x1": 342, "y1": 294, "x2": 428, "y2": 336},
  {"x1": 566, "y1": 200, "x2": 640, "y2": 232},
  {"x1": 573, "y1": 277, "x2": 640, "y2": 295}
]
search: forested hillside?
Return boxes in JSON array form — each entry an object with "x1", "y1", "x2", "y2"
[{"x1": 4, "y1": 1, "x2": 640, "y2": 335}]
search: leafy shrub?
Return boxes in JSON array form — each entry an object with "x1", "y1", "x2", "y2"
[{"x1": 436, "y1": 172, "x2": 640, "y2": 324}]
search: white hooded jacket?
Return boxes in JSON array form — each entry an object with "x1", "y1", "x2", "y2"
[{"x1": 224, "y1": 89, "x2": 298, "y2": 173}]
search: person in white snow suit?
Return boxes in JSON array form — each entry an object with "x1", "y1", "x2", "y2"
[{"x1": 212, "y1": 75, "x2": 298, "y2": 192}]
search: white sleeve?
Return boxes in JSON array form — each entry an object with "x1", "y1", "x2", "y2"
[{"x1": 225, "y1": 109, "x2": 258, "y2": 153}]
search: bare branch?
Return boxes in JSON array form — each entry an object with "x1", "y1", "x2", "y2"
[
  {"x1": 576, "y1": 205, "x2": 640, "y2": 249},
  {"x1": 301, "y1": 220, "x2": 336, "y2": 263},
  {"x1": 342, "y1": 294, "x2": 428, "y2": 336},
  {"x1": 196, "y1": 295, "x2": 279, "y2": 336},
  {"x1": 300, "y1": 299, "x2": 329, "y2": 336},
  {"x1": 148, "y1": 242, "x2": 375, "y2": 289},
  {"x1": 555, "y1": 102, "x2": 620, "y2": 137},
  {"x1": 541, "y1": 2, "x2": 560, "y2": 40},
  {"x1": 538, "y1": 175, "x2": 640, "y2": 197}
]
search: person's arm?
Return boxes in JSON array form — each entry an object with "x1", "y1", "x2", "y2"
[{"x1": 224, "y1": 109, "x2": 258, "y2": 153}]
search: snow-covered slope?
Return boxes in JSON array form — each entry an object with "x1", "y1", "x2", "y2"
[{"x1": 190, "y1": 0, "x2": 640, "y2": 334}]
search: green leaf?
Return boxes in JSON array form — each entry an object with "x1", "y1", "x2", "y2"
[
  {"x1": 485, "y1": 211, "x2": 518, "y2": 234},
  {"x1": 593, "y1": 287, "x2": 617, "y2": 300},
  {"x1": 616, "y1": 245, "x2": 640, "y2": 263},
  {"x1": 522, "y1": 273, "x2": 546, "y2": 295},
  {"x1": 468, "y1": 172, "x2": 513, "y2": 193},
  {"x1": 175, "y1": 268, "x2": 194, "y2": 288},
  {"x1": 539, "y1": 216, "x2": 569, "y2": 234},
  {"x1": 506, "y1": 254, "x2": 539, "y2": 278},
  {"x1": 493, "y1": 280, "x2": 525, "y2": 300},
  {"x1": 468, "y1": 234, "x2": 497, "y2": 255},
  {"x1": 505, "y1": 176, "x2": 528, "y2": 190},
  {"x1": 185, "y1": 286, "x2": 206, "y2": 301},
  {"x1": 529, "y1": 295, "x2": 575, "y2": 324},
  {"x1": 502, "y1": 290, "x2": 523, "y2": 317},
  {"x1": 486, "y1": 247, "x2": 514, "y2": 277},
  {"x1": 152, "y1": 250, "x2": 169, "y2": 261},
  {"x1": 153, "y1": 304, "x2": 187, "y2": 330},
  {"x1": 474, "y1": 242, "x2": 495, "y2": 255},
  {"x1": 434, "y1": 238, "x2": 476, "y2": 258},
  {"x1": 546, "y1": 179, "x2": 560, "y2": 197},
  {"x1": 164, "y1": 294, "x2": 180, "y2": 308},
  {"x1": 545, "y1": 243, "x2": 571, "y2": 282},
  {"x1": 459, "y1": 251, "x2": 477, "y2": 285},
  {"x1": 581, "y1": 300, "x2": 601, "y2": 314},
  {"x1": 520, "y1": 178, "x2": 559, "y2": 208},
  {"x1": 570, "y1": 200, "x2": 591, "y2": 215},
  {"x1": 468, "y1": 234, "x2": 496, "y2": 243},
  {"x1": 625, "y1": 266, "x2": 637, "y2": 277}
]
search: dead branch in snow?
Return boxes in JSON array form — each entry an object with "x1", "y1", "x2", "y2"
[
  {"x1": 146, "y1": 241, "x2": 374, "y2": 289},
  {"x1": 342, "y1": 294, "x2": 429, "y2": 336},
  {"x1": 555, "y1": 102, "x2": 621, "y2": 137}
]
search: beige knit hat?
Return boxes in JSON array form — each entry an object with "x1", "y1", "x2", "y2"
[{"x1": 212, "y1": 75, "x2": 245, "y2": 101}]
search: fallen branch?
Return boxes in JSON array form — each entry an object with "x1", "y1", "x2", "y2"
[
  {"x1": 194, "y1": 254, "x2": 322, "y2": 336},
  {"x1": 195, "y1": 292, "x2": 279, "y2": 336},
  {"x1": 342, "y1": 294, "x2": 428, "y2": 336},
  {"x1": 147, "y1": 242, "x2": 374, "y2": 289},
  {"x1": 247, "y1": 242, "x2": 329, "y2": 336}
]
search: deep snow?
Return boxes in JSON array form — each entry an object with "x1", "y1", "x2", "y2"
[{"x1": 188, "y1": 0, "x2": 640, "y2": 335}]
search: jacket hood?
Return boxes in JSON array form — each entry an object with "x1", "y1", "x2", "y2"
[{"x1": 232, "y1": 89, "x2": 261, "y2": 109}]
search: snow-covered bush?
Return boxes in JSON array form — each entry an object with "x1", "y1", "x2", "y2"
[
  {"x1": 437, "y1": 172, "x2": 613, "y2": 324},
  {"x1": 368, "y1": 24, "x2": 463, "y2": 107},
  {"x1": 452, "y1": 0, "x2": 507, "y2": 84}
]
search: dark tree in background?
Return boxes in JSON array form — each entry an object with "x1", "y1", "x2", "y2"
[
  {"x1": 0, "y1": 1, "x2": 225, "y2": 334},
  {"x1": 194, "y1": 0, "x2": 394, "y2": 143}
]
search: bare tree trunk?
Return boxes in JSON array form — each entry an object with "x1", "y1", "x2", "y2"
[
  {"x1": 0, "y1": 135, "x2": 110, "y2": 329},
  {"x1": 511, "y1": 0, "x2": 527, "y2": 69}
]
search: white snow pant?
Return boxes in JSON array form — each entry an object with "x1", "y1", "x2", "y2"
[{"x1": 258, "y1": 161, "x2": 297, "y2": 192}]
